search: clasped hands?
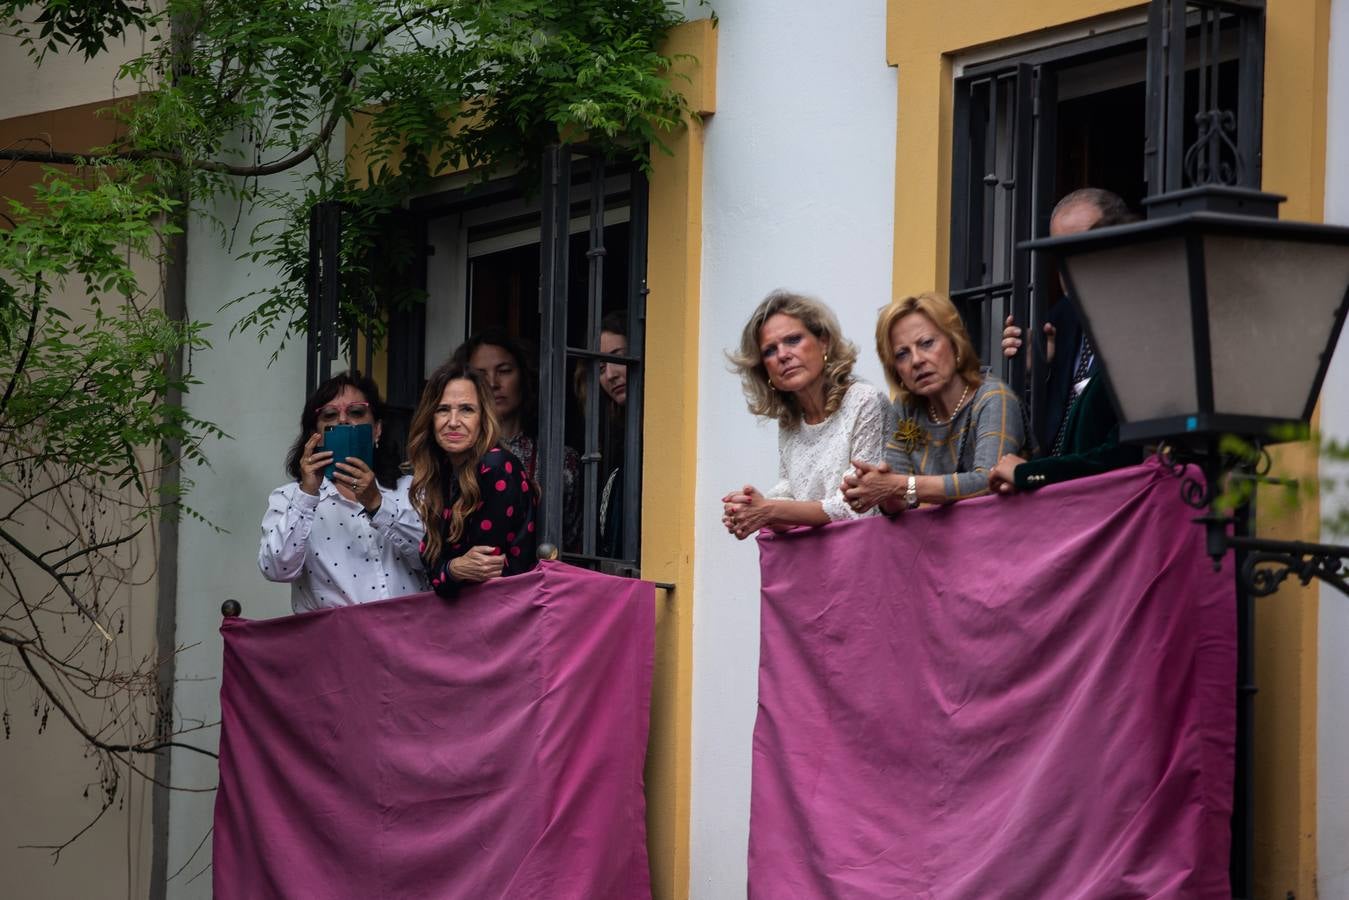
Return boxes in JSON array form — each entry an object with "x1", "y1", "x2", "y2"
[
  {"x1": 722, "y1": 459, "x2": 902, "y2": 541},
  {"x1": 841, "y1": 458, "x2": 900, "y2": 514},
  {"x1": 721, "y1": 485, "x2": 778, "y2": 540},
  {"x1": 449, "y1": 546, "x2": 506, "y2": 582}
]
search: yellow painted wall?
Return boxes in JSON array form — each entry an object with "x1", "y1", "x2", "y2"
[
  {"x1": 1251, "y1": 5, "x2": 1329, "y2": 895},
  {"x1": 640, "y1": 20, "x2": 715, "y2": 900},
  {"x1": 885, "y1": 1, "x2": 1134, "y2": 293},
  {"x1": 885, "y1": 1, "x2": 1328, "y2": 894}
]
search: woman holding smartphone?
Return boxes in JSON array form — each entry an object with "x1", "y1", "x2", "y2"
[
  {"x1": 407, "y1": 362, "x2": 538, "y2": 597},
  {"x1": 258, "y1": 371, "x2": 427, "y2": 613}
]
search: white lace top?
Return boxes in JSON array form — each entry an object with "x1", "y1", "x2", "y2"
[{"x1": 765, "y1": 380, "x2": 887, "y2": 521}]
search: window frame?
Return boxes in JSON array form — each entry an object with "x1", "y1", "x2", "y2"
[{"x1": 338, "y1": 148, "x2": 650, "y2": 573}]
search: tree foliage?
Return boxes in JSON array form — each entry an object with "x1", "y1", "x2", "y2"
[
  {"x1": 0, "y1": 171, "x2": 222, "y2": 854},
  {"x1": 0, "y1": 0, "x2": 695, "y2": 854},
  {"x1": 7, "y1": 0, "x2": 696, "y2": 346}
]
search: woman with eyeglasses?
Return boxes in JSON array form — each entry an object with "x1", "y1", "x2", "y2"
[{"x1": 258, "y1": 371, "x2": 427, "y2": 613}]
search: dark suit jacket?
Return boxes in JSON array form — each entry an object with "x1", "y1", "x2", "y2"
[
  {"x1": 1036, "y1": 299, "x2": 1089, "y2": 454},
  {"x1": 1013, "y1": 372, "x2": 1143, "y2": 489}
]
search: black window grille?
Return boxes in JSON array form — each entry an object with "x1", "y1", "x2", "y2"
[
  {"x1": 305, "y1": 200, "x2": 346, "y2": 397},
  {"x1": 1145, "y1": 0, "x2": 1265, "y2": 196},
  {"x1": 948, "y1": 4, "x2": 1262, "y2": 450},
  {"x1": 539, "y1": 145, "x2": 648, "y2": 574},
  {"x1": 305, "y1": 201, "x2": 428, "y2": 455},
  {"x1": 949, "y1": 62, "x2": 1041, "y2": 400}
]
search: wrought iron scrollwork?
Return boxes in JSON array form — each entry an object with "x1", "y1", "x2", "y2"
[
  {"x1": 1185, "y1": 109, "x2": 1242, "y2": 187},
  {"x1": 1158, "y1": 444, "x2": 1221, "y2": 510},
  {"x1": 1180, "y1": 469, "x2": 1214, "y2": 509},
  {"x1": 1159, "y1": 440, "x2": 1272, "y2": 511},
  {"x1": 1160, "y1": 443, "x2": 1349, "y2": 597},
  {"x1": 1232, "y1": 538, "x2": 1349, "y2": 598}
]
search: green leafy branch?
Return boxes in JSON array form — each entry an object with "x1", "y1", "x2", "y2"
[{"x1": 1, "y1": 169, "x2": 222, "y2": 858}]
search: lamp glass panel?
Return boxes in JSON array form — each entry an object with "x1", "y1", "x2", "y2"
[
  {"x1": 1062, "y1": 237, "x2": 1196, "y2": 423},
  {"x1": 1205, "y1": 234, "x2": 1349, "y2": 420}
]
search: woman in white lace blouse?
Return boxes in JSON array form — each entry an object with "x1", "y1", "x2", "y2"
[{"x1": 722, "y1": 290, "x2": 887, "y2": 539}]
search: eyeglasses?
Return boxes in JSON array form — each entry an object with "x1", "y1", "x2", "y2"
[{"x1": 315, "y1": 401, "x2": 372, "y2": 424}]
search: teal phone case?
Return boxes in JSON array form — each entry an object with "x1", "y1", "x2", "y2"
[{"x1": 321, "y1": 423, "x2": 374, "y2": 481}]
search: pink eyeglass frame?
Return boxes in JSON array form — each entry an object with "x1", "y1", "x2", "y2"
[{"x1": 314, "y1": 400, "x2": 374, "y2": 420}]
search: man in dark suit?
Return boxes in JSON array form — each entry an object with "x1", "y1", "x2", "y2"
[{"x1": 988, "y1": 188, "x2": 1143, "y2": 493}]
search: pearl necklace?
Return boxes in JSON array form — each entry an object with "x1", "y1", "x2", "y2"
[{"x1": 928, "y1": 381, "x2": 972, "y2": 426}]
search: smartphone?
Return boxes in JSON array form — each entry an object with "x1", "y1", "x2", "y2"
[{"x1": 321, "y1": 423, "x2": 375, "y2": 481}]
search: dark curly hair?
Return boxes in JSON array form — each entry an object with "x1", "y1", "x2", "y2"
[{"x1": 284, "y1": 371, "x2": 401, "y2": 489}]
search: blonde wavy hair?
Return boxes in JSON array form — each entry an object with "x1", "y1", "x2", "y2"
[
  {"x1": 875, "y1": 292, "x2": 983, "y2": 406},
  {"x1": 727, "y1": 289, "x2": 859, "y2": 429},
  {"x1": 408, "y1": 363, "x2": 502, "y2": 564}
]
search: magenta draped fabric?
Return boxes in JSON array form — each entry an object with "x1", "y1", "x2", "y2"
[
  {"x1": 213, "y1": 561, "x2": 654, "y2": 900},
  {"x1": 749, "y1": 461, "x2": 1236, "y2": 898}
]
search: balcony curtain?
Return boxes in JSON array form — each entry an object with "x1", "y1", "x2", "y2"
[
  {"x1": 213, "y1": 562, "x2": 654, "y2": 900},
  {"x1": 749, "y1": 460, "x2": 1235, "y2": 898}
]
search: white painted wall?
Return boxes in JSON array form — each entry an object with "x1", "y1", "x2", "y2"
[
  {"x1": 691, "y1": 2, "x2": 897, "y2": 895},
  {"x1": 166, "y1": 174, "x2": 312, "y2": 897},
  {"x1": 1319, "y1": 2, "x2": 1349, "y2": 894}
]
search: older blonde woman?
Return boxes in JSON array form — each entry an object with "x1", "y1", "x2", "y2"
[
  {"x1": 843, "y1": 291, "x2": 1027, "y2": 513},
  {"x1": 722, "y1": 289, "x2": 887, "y2": 539}
]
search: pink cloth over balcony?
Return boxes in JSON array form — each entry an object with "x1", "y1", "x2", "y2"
[
  {"x1": 749, "y1": 461, "x2": 1236, "y2": 898},
  {"x1": 213, "y1": 561, "x2": 654, "y2": 900}
]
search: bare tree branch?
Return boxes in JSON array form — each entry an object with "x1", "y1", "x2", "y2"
[
  {"x1": 12, "y1": 641, "x2": 217, "y2": 759},
  {"x1": 0, "y1": 524, "x2": 113, "y2": 640},
  {"x1": 46, "y1": 525, "x2": 146, "y2": 571},
  {"x1": 18, "y1": 789, "x2": 116, "y2": 863}
]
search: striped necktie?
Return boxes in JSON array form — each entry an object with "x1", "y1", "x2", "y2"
[{"x1": 1051, "y1": 336, "x2": 1094, "y2": 455}]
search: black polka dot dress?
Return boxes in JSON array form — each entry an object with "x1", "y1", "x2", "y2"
[{"x1": 424, "y1": 447, "x2": 539, "y2": 598}]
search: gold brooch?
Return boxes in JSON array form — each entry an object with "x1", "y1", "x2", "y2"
[{"x1": 893, "y1": 417, "x2": 924, "y2": 453}]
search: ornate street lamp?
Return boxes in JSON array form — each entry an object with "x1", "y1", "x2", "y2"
[
  {"x1": 1023, "y1": 3, "x2": 1342, "y2": 896},
  {"x1": 1027, "y1": 187, "x2": 1349, "y2": 448},
  {"x1": 1021, "y1": 0, "x2": 1349, "y2": 600},
  {"x1": 1023, "y1": 184, "x2": 1349, "y2": 596}
]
